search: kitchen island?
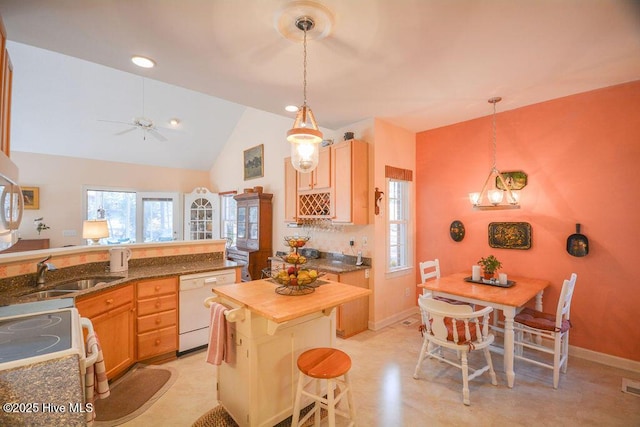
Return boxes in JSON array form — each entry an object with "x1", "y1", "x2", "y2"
[{"x1": 210, "y1": 278, "x2": 371, "y2": 427}]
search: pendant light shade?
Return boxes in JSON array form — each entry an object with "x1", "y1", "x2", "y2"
[
  {"x1": 469, "y1": 97, "x2": 522, "y2": 210},
  {"x1": 288, "y1": 16, "x2": 322, "y2": 173}
]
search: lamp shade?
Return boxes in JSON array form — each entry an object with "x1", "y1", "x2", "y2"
[{"x1": 83, "y1": 219, "x2": 109, "y2": 244}]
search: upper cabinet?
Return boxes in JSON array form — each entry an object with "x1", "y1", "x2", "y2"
[
  {"x1": 297, "y1": 146, "x2": 331, "y2": 191},
  {"x1": 284, "y1": 140, "x2": 369, "y2": 225},
  {"x1": 0, "y1": 15, "x2": 12, "y2": 158}
]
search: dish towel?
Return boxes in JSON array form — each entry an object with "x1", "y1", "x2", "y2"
[
  {"x1": 206, "y1": 302, "x2": 234, "y2": 365},
  {"x1": 84, "y1": 332, "x2": 110, "y2": 425}
]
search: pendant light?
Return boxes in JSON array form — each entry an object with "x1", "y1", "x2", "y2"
[
  {"x1": 468, "y1": 97, "x2": 521, "y2": 210},
  {"x1": 287, "y1": 16, "x2": 323, "y2": 173}
]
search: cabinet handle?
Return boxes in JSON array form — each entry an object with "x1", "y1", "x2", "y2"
[
  {"x1": 155, "y1": 301, "x2": 161, "y2": 308},
  {"x1": 155, "y1": 318, "x2": 161, "y2": 324},
  {"x1": 155, "y1": 338, "x2": 161, "y2": 346},
  {"x1": 155, "y1": 285, "x2": 161, "y2": 291},
  {"x1": 105, "y1": 299, "x2": 114, "y2": 305}
]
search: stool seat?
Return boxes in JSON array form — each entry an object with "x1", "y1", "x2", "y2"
[
  {"x1": 292, "y1": 347, "x2": 356, "y2": 427},
  {"x1": 297, "y1": 347, "x2": 351, "y2": 379}
]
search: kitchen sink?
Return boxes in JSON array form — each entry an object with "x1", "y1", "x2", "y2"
[
  {"x1": 25, "y1": 290, "x2": 76, "y2": 300},
  {"x1": 54, "y1": 276, "x2": 124, "y2": 291}
]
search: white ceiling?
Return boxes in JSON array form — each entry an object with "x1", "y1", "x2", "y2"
[{"x1": 1, "y1": 0, "x2": 639, "y2": 169}]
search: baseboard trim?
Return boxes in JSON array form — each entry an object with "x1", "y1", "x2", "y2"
[
  {"x1": 369, "y1": 307, "x2": 419, "y2": 331},
  {"x1": 569, "y1": 345, "x2": 640, "y2": 373}
]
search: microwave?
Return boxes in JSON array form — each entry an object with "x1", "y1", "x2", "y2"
[{"x1": 0, "y1": 152, "x2": 23, "y2": 251}]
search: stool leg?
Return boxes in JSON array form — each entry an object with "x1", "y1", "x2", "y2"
[
  {"x1": 344, "y1": 372, "x2": 356, "y2": 425},
  {"x1": 314, "y1": 378, "x2": 321, "y2": 427},
  {"x1": 327, "y1": 378, "x2": 336, "y2": 427},
  {"x1": 291, "y1": 373, "x2": 305, "y2": 427}
]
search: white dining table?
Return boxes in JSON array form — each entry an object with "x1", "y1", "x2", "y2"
[{"x1": 419, "y1": 272, "x2": 550, "y2": 388}]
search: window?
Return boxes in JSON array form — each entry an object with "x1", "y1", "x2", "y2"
[
  {"x1": 388, "y1": 179, "x2": 409, "y2": 270},
  {"x1": 385, "y1": 165, "x2": 413, "y2": 272},
  {"x1": 85, "y1": 188, "x2": 180, "y2": 244},
  {"x1": 220, "y1": 193, "x2": 237, "y2": 246}
]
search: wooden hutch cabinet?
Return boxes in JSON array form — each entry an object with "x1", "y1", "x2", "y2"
[{"x1": 230, "y1": 192, "x2": 273, "y2": 281}]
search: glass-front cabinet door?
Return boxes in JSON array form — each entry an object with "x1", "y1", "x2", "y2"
[
  {"x1": 184, "y1": 187, "x2": 220, "y2": 240},
  {"x1": 247, "y1": 204, "x2": 259, "y2": 249},
  {"x1": 236, "y1": 205, "x2": 247, "y2": 247}
]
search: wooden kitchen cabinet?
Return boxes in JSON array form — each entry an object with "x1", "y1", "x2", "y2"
[
  {"x1": 322, "y1": 270, "x2": 370, "y2": 338},
  {"x1": 297, "y1": 146, "x2": 331, "y2": 191},
  {"x1": 135, "y1": 277, "x2": 178, "y2": 360},
  {"x1": 233, "y1": 192, "x2": 273, "y2": 280},
  {"x1": 284, "y1": 157, "x2": 298, "y2": 223},
  {"x1": 0, "y1": 15, "x2": 12, "y2": 157},
  {"x1": 76, "y1": 284, "x2": 135, "y2": 380},
  {"x1": 332, "y1": 139, "x2": 369, "y2": 224}
]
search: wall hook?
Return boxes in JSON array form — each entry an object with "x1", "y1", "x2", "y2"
[{"x1": 374, "y1": 187, "x2": 384, "y2": 215}]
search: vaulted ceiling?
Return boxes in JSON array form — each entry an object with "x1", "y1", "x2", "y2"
[{"x1": 1, "y1": 0, "x2": 639, "y2": 169}]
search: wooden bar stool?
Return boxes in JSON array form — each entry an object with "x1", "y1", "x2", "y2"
[{"x1": 291, "y1": 347, "x2": 356, "y2": 427}]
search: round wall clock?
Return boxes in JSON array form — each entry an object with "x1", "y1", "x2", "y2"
[{"x1": 449, "y1": 220, "x2": 465, "y2": 242}]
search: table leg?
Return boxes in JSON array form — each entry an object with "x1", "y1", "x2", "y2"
[{"x1": 503, "y1": 306, "x2": 515, "y2": 388}]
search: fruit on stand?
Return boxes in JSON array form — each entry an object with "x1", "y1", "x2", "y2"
[{"x1": 272, "y1": 267, "x2": 319, "y2": 287}]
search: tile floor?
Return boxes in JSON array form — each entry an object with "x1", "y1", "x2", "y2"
[{"x1": 122, "y1": 315, "x2": 640, "y2": 426}]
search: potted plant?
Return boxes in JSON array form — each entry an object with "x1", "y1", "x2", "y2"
[{"x1": 478, "y1": 255, "x2": 502, "y2": 279}]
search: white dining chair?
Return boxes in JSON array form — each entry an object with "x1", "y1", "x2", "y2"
[
  {"x1": 413, "y1": 295, "x2": 497, "y2": 405},
  {"x1": 419, "y1": 259, "x2": 472, "y2": 307},
  {"x1": 513, "y1": 273, "x2": 578, "y2": 389}
]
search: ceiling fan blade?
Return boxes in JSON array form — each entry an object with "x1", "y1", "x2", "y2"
[
  {"x1": 98, "y1": 119, "x2": 134, "y2": 125},
  {"x1": 148, "y1": 129, "x2": 168, "y2": 142},
  {"x1": 114, "y1": 126, "x2": 137, "y2": 136}
]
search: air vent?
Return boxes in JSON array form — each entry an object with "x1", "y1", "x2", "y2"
[{"x1": 622, "y1": 378, "x2": 640, "y2": 396}]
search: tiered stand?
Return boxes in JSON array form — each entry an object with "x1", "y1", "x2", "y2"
[{"x1": 273, "y1": 236, "x2": 317, "y2": 295}]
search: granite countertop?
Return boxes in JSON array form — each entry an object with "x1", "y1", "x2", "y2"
[
  {"x1": 0, "y1": 254, "x2": 239, "y2": 307},
  {"x1": 272, "y1": 251, "x2": 371, "y2": 274}
]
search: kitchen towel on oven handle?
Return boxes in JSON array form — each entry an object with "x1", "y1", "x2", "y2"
[{"x1": 82, "y1": 317, "x2": 110, "y2": 425}]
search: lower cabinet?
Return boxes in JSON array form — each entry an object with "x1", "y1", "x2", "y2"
[
  {"x1": 76, "y1": 284, "x2": 135, "y2": 380},
  {"x1": 324, "y1": 270, "x2": 370, "y2": 338},
  {"x1": 135, "y1": 277, "x2": 178, "y2": 360}
]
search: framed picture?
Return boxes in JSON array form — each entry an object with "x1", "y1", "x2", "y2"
[
  {"x1": 243, "y1": 144, "x2": 264, "y2": 180},
  {"x1": 488, "y1": 222, "x2": 532, "y2": 250},
  {"x1": 22, "y1": 186, "x2": 40, "y2": 210}
]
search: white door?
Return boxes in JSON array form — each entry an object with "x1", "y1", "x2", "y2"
[{"x1": 136, "y1": 192, "x2": 181, "y2": 243}]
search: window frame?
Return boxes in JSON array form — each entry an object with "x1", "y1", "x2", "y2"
[
  {"x1": 220, "y1": 192, "x2": 238, "y2": 247},
  {"x1": 386, "y1": 177, "x2": 411, "y2": 273}
]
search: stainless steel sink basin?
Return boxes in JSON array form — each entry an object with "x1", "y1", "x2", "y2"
[
  {"x1": 54, "y1": 276, "x2": 124, "y2": 291},
  {"x1": 25, "y1": 290, "x2": 76, "y2": 300}
]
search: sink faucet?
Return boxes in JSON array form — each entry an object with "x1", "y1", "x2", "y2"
[{"x1": 36, "y1": 255, "x2": 56, "y2": 288}]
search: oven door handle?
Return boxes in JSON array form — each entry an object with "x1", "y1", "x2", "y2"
[{"x1": 81, "y1": 317, "x2": 100, "y2": 367}]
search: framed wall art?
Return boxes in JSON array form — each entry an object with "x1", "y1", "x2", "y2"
[
  {"x1": 488, "y1": 222, "x2": 532, "y2": 250},
  {"x1": 243, "y1": 144, "x2": 264, "y2": 180},
  {"x1": 22, "y1": 186, "x2": 40, "y2": 210}
]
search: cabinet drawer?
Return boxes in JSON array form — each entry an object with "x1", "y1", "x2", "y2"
[
  {"x1": 76, "y1": 285, "x2": 134, "y2": 319},
  {"x1": 137, "y1": 294, "x2": 177, "y2": 316},
  {"x1": 136, "y1": 277, "x2": 177, "y2": 299},
  {"x1": 137, "y1": 309, "x2": 177, "y2": 334},
  {"x1": 137, "y1": 325, "x2": 177, "y2": 360}
]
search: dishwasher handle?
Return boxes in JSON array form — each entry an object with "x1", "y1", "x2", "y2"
[{"x1": 204, "y1": 277, "x2": 218, "y2": 284}]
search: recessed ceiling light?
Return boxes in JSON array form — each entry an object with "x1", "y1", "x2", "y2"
[
  {"x1": 131, "y1": 55, "x2": 156, "y2": 68},
  {"x1": 169, "y1": 118, "x2": 180, "y2": 126},
  {"x1": 285, "y1": 105, "x2": 299, "y2": 113}
]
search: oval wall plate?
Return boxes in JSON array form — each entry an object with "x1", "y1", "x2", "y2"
[{"x1": 449, "y1": 220, "x2": 465, "y2": 242}]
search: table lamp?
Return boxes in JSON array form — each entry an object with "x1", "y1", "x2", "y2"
[{"x1": 83, "y1": 219, "x2": 109, "y2": 245}]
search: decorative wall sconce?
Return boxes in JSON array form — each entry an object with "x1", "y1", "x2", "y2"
[{"x1": 374, "y1": 187, "x2": 384, "y2": 215}]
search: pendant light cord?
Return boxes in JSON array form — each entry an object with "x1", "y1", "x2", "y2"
[
  {"x1": 492, "y1": 99, "x2": 497, "y2": 170},
  {"x1": 302, "y1": 22, "x2": 308, "y2": 107}
]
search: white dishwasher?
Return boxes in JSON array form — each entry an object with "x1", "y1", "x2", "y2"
[{"x1": 179, "y1": 269, "x2": 236, "y2": 354}]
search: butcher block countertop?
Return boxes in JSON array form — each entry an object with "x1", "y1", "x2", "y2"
[{"x1": 212, "y1": 279, "x2": 371, "y2": 324}]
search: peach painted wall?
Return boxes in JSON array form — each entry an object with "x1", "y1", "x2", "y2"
[
  {"x1": 416, "y1": 81, "x2": 640, "y2": 361},
  {"x1": 372, "y1": 118, "x2": 417, "y2": 328}
]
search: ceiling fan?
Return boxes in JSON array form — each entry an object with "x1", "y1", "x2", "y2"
[{"x1": 98, "y1": 78, "x2": 171, "y2": 142}]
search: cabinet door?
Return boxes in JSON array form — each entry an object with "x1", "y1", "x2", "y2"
[
  {"x1": 284, "y1": 157, "x2": 298, "y2": 223},
  {"x1": 247, "y1": 202, "x2": 259, "y2": 250},
  {"x1": 332, "y1": 140, "x2": 368, "y2": 224},
  {"x1": 78, "y1": 300, "x2": 135, "y2": 379},
  {"x1": 0, "y1": 49, "x2": 11, "y2": 157},
  {"x1": 236, "y1": 205, "x2": 247, "y2": 247},
  {"x1": 314, "y1": 147, "x2": 332, "y2": 189},
  {"x1": 332, "y1": 141, "x2": 353, "y2": 222},
  {"x1": 336, "y1": 270, "x2": 370, "y2": 338},
  {"x1": 184, "y1": 192, "x2": 219, "y2": 240}
]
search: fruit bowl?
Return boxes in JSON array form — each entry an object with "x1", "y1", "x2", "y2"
[
  {"x1": 271, "y1": 266, "x2": 320, "y2": 287},
  {"x1": 281, "y1": 252, "x2": 307, "y2": 265},
  {"x1": 284, "y1": 235, "x2": 310, "y2": 248}
]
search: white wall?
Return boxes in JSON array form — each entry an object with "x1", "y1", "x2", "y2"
[{"x1": 12, "y1": 151, "x2": 210, "y2": 247}]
